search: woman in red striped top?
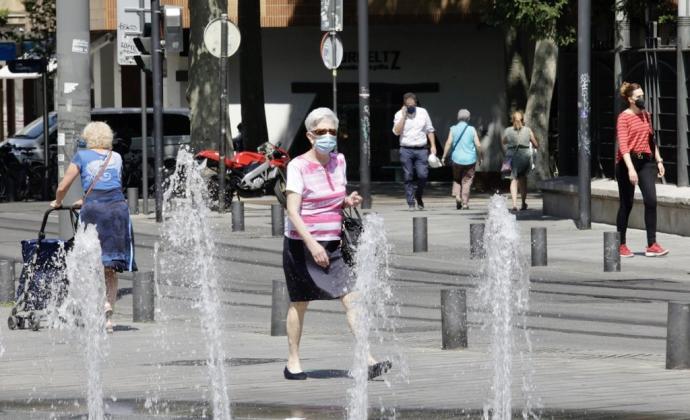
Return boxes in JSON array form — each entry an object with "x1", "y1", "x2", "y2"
[{"x1": 615, "y1": 82, "x2": 668, "y2": 257}]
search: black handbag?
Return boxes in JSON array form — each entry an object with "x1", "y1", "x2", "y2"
[{"x1": 341, "y1": 207, "x2": 363, "y2": 266}]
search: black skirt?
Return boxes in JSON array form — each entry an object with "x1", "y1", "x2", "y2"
[{"x1": 282, "y1": 237, "x2": 353, "y2": 302}]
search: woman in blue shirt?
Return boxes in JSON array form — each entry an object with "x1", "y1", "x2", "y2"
[
  {"x1": 441, "y1": 109, "x2": 482, "y2": 209},
  {"x1": 51, "y1": 121, "x2": 137, "y2": 333}
]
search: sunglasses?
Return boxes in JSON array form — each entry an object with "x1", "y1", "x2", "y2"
[{"x1": 311, "y1": 128, "x2": 337, "y2": 136}]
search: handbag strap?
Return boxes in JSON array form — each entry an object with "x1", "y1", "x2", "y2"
[{"x1": 84, "y1": 151, "x2": 113, "y2": 198}]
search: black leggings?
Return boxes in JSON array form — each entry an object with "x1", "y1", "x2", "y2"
[{"x1": 615, "y1": 158, "x2": 657, "y2": 246}]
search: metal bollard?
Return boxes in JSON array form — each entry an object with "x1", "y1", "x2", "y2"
[
  {"x1": 413, "y1": 217, "x2": 428, "y2": 253},
  {"x1": 441, "y1": 289, "x2": 467, "y2": 349},
  {"x1": 0, "y1": 260, "x2": 14, "y2": 303},
  {"x1": 470, "y1": 223, "x2": 485, "y2": 259},
  {"x1": 132, "y1": 271, "x2": 155, "y2": 322},
  {"x1": 271, "y1": 204, "x2": 284, "y2": 237},
  {"x1": 127, "y1": 187, "x2": 139, "y2": 214},
  {"x1": 271, "y1": 280, "x2": 290, "y2": 336},
  {"x1": 531, "y1": 227, "x2": 547, "y2": 266},
  {"x1": 666, "y1": 302, "x2": 690, "y2": 369},
  {"x1": 232, "y1": 201, "x2": 245, "y2": 232},
  {"x1": 603, "y1": 232, "x2": 621, "y2": 272}
]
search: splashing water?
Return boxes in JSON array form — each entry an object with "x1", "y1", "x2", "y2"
[
  {"x1": 347, "y1": 213, "x2": 407, "y2": 420},
  {"x1": 158, "y1": 148, "x2": 231, "y2": 419},
  {"x1": 0, "y1": 322, "x2": 5, "y2": 358},
  {"x1": 62, "y1": 224, "x2": 108, "y2": 419},
  {"x1": 478, "y1": 195, "x2": 538, "y2": 420}
]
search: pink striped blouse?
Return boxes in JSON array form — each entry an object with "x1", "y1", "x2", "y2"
[{"x1": 285, "y1": 153, "x2": 347, "y2": 241}]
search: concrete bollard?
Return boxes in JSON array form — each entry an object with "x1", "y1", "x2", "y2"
[
  {"x1": 132, "y1": 271, "x2": 155, "y2": 322},
  {"x1": 603, "y1": 232, "x2": 621, "y2": 272},
  {"x1": 470, "y1": 223, "x2": 485, "y2": 259},
  {"x1": 666, "y1": 302, "x2": 690, "y2": 369},
  {"x1": 127, "y1": 187, "x2": 139, "y2": 214},
  {"x1": 232, "y1": 201, "x2": 245, "y2": 232},
  {"x1": 413, "y1": 217, "x2": 428, "y2": 253},
  {"x1": 271, "y1": 280, "x2": 290, "y2": 336},
  {"x1": 0, "y1": 259, "x2": 15, "y2": 303},
  {"x1": 441, "y1": 289, "x2": 467, "y2": 349},
  {"x1": 531, "y1": 227, "x2": 547, "y2": 266},
  {"x1": 271, "y1": 204, "x2": 284, "y2": 237}
]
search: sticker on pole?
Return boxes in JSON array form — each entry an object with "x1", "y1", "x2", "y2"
[
  {"x1": 204, "y1": 17, "x2": 241, "y2": 58},
  {"x1": 320, "y1": 33, "x2": 343, "y2": 70}
]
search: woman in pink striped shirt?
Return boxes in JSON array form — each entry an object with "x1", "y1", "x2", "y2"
[{"x1": 282, "y1": 108, "x2": 391, "y2": 381}]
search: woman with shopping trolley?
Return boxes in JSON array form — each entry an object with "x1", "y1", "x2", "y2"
[{"x1": 51, "y1": 121, "x2": 137, "y2": 333}]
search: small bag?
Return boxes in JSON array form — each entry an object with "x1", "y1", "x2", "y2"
[
  {"x1": 341, "y1": 207, "x2": 363, "y2": 267},
  {"x1": 501, "y1": 143, "x2": 519, "y2": 176}
]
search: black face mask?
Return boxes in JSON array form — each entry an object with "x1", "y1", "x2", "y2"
[
  {"x1": 634, "y1": 98, "x2": 645, "y2": 109},
  {"x1": 406, "y1": 106, "x2": 416, "y2": 114}
]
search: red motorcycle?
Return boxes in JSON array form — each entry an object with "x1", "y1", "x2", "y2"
[{"x1": 195, "y1": 141, "x2": 290, "y2": 207}]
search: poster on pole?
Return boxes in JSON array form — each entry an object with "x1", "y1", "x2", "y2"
[
  {"x1": 117, "y1": 0, "x2": 151, "y2": 65},
  {"x1": 320, "y1": 0, "x2": 343, "y2": 32}
]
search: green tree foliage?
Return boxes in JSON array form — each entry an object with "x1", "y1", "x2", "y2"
[
  {"x1": 16, "y1": 0, "x2": 56, "y2": 58},
  {"x1": 482, "y1": 0, "x2": 570, "y2": 44}
]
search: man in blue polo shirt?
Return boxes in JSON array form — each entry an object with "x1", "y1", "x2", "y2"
[{"x1": 392, "y1": 92, "x2": 437, "y2": 210}]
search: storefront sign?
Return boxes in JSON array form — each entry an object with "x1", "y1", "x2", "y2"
[{"x1": 340, "y1": 50, "x2": 401, "y2": 71}]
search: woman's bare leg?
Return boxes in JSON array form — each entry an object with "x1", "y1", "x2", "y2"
[
  {"x1": 104, "y1": 268, "x2": 118, "y2": 311},
  {"x1": 519, "y1": 176, "x2": 528, "y2": 207},
  {"x1": 286, "y1": 301, "x2": 309, "y2": 372},
  {"x1": 341, "y1": 292, "x2": 377, "y2": 365},
  {"x1": 510, "y1": 178, "x2": 519, "y2": 209}
]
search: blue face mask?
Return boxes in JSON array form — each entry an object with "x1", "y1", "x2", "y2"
[
  {"x1": 407, "y1": 105, "x2": 416, "y2": 114},
  {"x1": 314, "y1": 134, "x2": 337, "y2": 154}
]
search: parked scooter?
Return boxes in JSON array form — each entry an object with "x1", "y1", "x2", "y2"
[{"x1": 195, "y1": 141, "x2": 289, "y2": 207}]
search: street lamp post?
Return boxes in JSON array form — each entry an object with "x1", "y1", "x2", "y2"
[{"x1": 357, "y1": 0, "x2": 371, "y2": 209}]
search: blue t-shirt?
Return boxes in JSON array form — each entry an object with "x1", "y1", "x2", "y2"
[
  {"x1": 71, "y1": 149, "x2": 123, "y2": 191},
  {"x1": 450, "y1": 122, "x2": 477, "y2": 165}
]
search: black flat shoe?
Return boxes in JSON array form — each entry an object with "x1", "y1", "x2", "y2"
[
  {"x1": 284, "y1": 366, "x2": 307, "y2": 380},
  {"x1": 368, "y1": 360, "x2": 392, "y2": 380},
  {"x1": 456, "y1": 201, "x2": 462, "y2": 210}
]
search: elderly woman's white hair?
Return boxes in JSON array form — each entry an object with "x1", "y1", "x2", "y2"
[
  {"x1": 457, "y1": 109, "x2": 471, "y2": 122},
  {"x1": 304, "y1": 107, "x2": 339, "y2": 132},
  {"x1": 82, "y1": 121, "x2": 114, "y2": 149}
]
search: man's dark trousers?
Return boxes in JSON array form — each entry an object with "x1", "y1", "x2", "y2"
[{"x1": 400, "y1": 146, "x2": 429, "y2": 207}]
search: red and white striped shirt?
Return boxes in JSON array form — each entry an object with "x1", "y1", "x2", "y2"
[
  {"x1": 285, "y1": 153, "x2": 347, "y2": 241},
  {"x1": 616, "y1": 111, "x2": 653, "y2": 163}
]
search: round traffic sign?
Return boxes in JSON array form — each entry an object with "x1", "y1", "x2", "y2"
[
  {"x1": 204, "y1": 17, "x2": 241, "y2": 58},
  {"x1": 320, "y1": 33, "x2": 343, "y2": 70}
]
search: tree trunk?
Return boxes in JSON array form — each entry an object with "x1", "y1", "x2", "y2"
[
  {"x1": 238, "y1": 0, "x2": 269, "y2": 151},
  {"x1": 524, "y1": 38, "x2": 558, "y2": 182},
  {"x1": 187, "y1": 0, "x2": 228, "y2": 152},
  {"x1": 504, "y1": 27, "x2": 530, "y2": 116}
]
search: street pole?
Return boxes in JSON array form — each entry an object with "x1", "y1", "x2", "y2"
[
  {"x1": 331, "y1": 33, "x2": 337, "y2": 116},
  {"x1": 218, "y1": 15, "x2": 228, "y2": 213},
  {"x1": 357, "y1": 0, "x2": 371, "y2": 209},
  {"x1": 41, "y1": 69, "x2": 49, "y2": 200},
  {"x1": 56, "y1": 0, "x2": 91, "y2": 238},
  {"x1": 577, "y1": 0, "x2": 591, "y2": 230},
  {"x1": 140, "y1": 0, "x2": 149, "y2": 214},
  {"x1": 152, "y1": 0, "x2": 164, "y2": 222},
  {"x1": 677, "y1": 1, "x2": 690, "y2": 187},
  {"x1": 613, "y1": 6, "x2": 629, "y2": 164},
  {"x1": 331, "y1": 0, "x2": 337, "y2": 116}
]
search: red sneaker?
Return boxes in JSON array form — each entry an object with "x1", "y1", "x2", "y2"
[
  {"x1": 619, "y1": 244, "x2": 634, "y2": 258},
  {"x1": 645, "y1": 243, "x2": 669, "y2": 257}
]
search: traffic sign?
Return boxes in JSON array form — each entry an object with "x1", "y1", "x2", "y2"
[
  {"x1": 320, "y1": 33, "x2": 343, "y2": 70},
  {"x1": 203, "y1": 17, "x2": 241, "y2": 58},
  {"x1": 117, "y1": 0, "x2": 151, "y2": 65},
  {"x1": 320, "y1": 0, "x2": 343, "y2": 32}
]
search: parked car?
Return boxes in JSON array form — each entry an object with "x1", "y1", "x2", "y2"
[{"x1": 0, "y1": 108, "x2": 191, "y2": 190}]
